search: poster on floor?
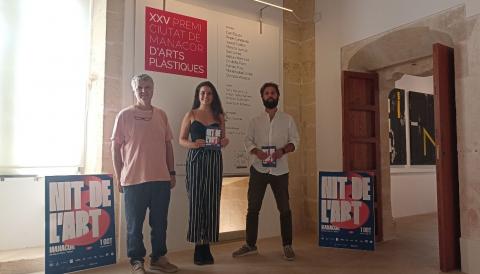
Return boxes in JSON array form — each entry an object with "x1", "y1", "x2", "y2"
[
  {"x1": 45, "y1": 175, "x2": 116, "y2": 274},
  {"x1": 318, "y1": 171, "x2": 375, "y2": 251}
]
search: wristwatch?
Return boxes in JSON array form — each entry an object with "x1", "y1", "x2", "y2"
[
  {"x1": 281, "y1": 148, "x2": 286, "y2": 154},
  {"x1": 169, "y1": 170, "x2": 176, "y2": 176}
]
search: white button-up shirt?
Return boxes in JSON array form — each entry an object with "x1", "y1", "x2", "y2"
[{"x1": 245, "y1": 110, "x2": 300, "y2": 175}]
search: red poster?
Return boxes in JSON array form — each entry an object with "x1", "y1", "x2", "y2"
[{"x1": 145, "y1": 7, "x2": 207, "y2": 78}]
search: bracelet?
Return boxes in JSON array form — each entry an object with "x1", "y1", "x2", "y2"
[{"x1": 169, "y1": 170, "x2": 176, "y2": 176}]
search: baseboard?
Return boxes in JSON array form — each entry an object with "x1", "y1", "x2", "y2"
[
  {"x1": 461, "y1": 237, "x2": 480, "y2": 274},
  {"x1": 218, "y1": 230, "x2": 245, "y2": 243},
  {"x1": 0, "y1": 257, "x2": 44, "y2": 274}
]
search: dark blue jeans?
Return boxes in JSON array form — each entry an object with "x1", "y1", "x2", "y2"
[{"x1": 123, "y1": 181, "x2": 171, "y2": 264}]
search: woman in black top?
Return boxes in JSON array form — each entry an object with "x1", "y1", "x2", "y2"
[{"x1": 179, "y1": 81, "x2": 229, "y2": 265}]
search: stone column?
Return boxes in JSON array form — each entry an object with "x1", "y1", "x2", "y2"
[{"x1": 283, "y1": 0, "x2": 317, "y2": 232}]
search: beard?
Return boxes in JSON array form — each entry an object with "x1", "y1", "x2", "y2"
[{"x1": 262, "y1": 98, "x2": 279, "y2": 109}]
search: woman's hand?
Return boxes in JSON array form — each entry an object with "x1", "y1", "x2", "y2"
[
  {"x1": 220, "y1": 137, "x2": 229, "y2": 148},
  {"x1": 194, "y1": 139, "x2": 206, "y2": 148}
]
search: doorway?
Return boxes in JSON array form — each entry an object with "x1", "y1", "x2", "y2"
[
  {"x1": 389, "y1": 74, "x2": 437, "y2": 220},
  {"x1": 342, "y1": 36, "x2": 460, "y2": 271}
]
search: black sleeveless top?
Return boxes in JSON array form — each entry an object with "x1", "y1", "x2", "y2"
[{"x1": 190, "y1": 120, "x2": 220, "y2": 141}]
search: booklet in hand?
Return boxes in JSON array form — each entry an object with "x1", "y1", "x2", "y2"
[
  {"x1": 261, "y1": 146, "x2": 276, "y2": 167},
  {"x1": 205, "y1": 126, "x2": 222, "y2": 150}
]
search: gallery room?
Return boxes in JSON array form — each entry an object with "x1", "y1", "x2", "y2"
[{"x1": 1, "y1": 0, "x2": 480, "y2": 273}]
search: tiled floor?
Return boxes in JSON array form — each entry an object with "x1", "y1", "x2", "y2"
[{"x1": 0, "y1": 213, "x2": 464, "y2": 274}]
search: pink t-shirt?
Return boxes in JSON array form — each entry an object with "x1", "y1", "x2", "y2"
[{"x1": 111, "y1": 106, "x2": 173, "y2": 186}]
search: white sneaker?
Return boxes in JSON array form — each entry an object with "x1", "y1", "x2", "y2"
[
  {"x1": 232, "y1": 244, "x2": 258, "y2": 257},
  {"x1": 131, "y1": 261, "x2": 146, "y2": 274},
  {"x1": 150, "y1": 256, "x2": 179, "y2": 273}
]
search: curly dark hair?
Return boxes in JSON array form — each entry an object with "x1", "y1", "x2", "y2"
[
  {"x1": 192, "y1": 81, "x2": 225, "y2": 120},
  {"x1": 260, "y1": 82, "x2": 280, "y2": 96}
]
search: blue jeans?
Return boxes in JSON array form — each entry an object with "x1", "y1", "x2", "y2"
[{"x1": 123, "y1": 181, "x2": 171, "y2": 264}]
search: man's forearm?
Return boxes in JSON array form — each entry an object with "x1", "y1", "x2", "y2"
[
  {"x1": 166, "y1": 141, "x2": 175, "y2": 172},
  {"x1": 111, "y1": 143, "x2": 123, "y2": 182},
  {"x1": 113, "y1": 158, "x2": 123, "y2": 180}
]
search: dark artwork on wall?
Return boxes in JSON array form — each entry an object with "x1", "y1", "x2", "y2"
[
  {"x1": 409, "y1": 91, "x2": 436, "y2": 165},
  {"x1": 388, "y1": 89, "x2": 406, "y2": 165}
]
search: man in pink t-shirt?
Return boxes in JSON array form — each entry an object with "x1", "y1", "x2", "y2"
[{"x1": 111, "y1": 74, "x2": 178, "y2": 274}]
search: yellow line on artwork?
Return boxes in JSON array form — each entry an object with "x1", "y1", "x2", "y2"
[
  {"x1": 396, "y1": 91, "x2": 401, "y2": 118},
  {"x1": 423, "y1": 127, "x2": 436, "y2": 156}
]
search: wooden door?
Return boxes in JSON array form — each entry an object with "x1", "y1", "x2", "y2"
[
  {"x1": 433, "y1": 43, "x2": 461, "y2": 272},
  {"x1": 342, "y1": 71, "x2": 382, "y2": 241}
]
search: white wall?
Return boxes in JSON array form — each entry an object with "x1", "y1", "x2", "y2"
[
  {"x1": 315, "y1": 0, "x2": 479, "y2": 173},
  {"x1": 337, "y1": 0, "x2": 480, "y2": 47},
  {"x1": 390, "y1": 172, "x2": 437, "y2": 218},
  {"x1": 395, "y1": 75, "x2": 433, "y2": 94},
  {"x1": 0, "y1": 178, "x2": 45, "y2": 250},
  {"x1": 390, "y1": 75, "x2": 437, "y2": 218},
  {"x1": 119, "y1": 0, "x2": 285, "y2": 258},
  {"x1": 314, "y1": 1, "x2": 343, "y2": 171}
]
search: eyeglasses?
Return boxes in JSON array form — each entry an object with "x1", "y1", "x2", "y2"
[
  {"x1": 134, "y1": 116, "x2": 152, "y2": 121},
  {"x1": 134, "y1": 108, "x2": 153, "y2": 121}
]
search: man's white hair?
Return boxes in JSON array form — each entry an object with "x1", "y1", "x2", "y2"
[{"x1": 131, "y1": 74, "x2": 154, "y2": 90}]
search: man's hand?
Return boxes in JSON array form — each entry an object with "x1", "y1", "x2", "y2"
[
  {"x1": 253, "y1": 148, "x2": 268, "y2": 160},
  {"x1": 272, "y1": 148, "x2": 285, "y2": 160},
  {"x1": 116, "y1": 179, "x2": 123, "y2": 193},
  {"x1": 170, "y1": 175, "x2": 176, "y2": 189}
]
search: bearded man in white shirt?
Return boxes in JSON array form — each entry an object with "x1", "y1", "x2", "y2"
[{"x1": 232, "y1": 82, "x2": 300, "y2": 261}]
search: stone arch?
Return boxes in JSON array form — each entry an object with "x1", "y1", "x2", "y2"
[
  {"x1": 348, "y1": 26, "x2": 453, "y2": 72},
  {"x1": 343, "y1": 26, "x2": 454, "y2": 241}
]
